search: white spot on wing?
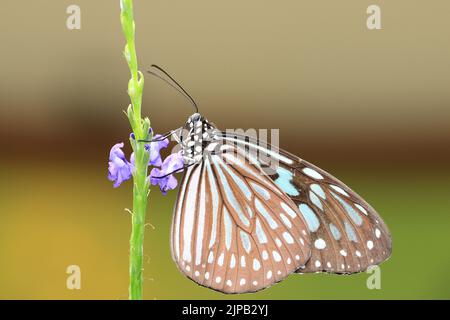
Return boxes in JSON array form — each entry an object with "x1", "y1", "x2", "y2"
[
  {"x1": 329, "y1": 184, "x2": 349, "y2": 197},
  {"x1": 279, "y1": 213, "x2": 292, "y2": 228},
  {"x1": 230, "y1": 254, "x2": 236, "y2": 268},
  {"x1": 208, "y1": 251, "x2": 214, "y2": 263},
  {"x1": 314, "y1": 238, "x2": 326, "y2": 249},
  {"x1": 355, "y1": 203, "x2": 368, "y2": 215},
  {"x1": 282, "y1": 232, "x2": 294, "y2": 244},
  {"x1": 218, "y1": 252, "x2": 224, "y2": 266},
  {"x1": 272, "y1": 251, "x2": 282, "y2": 262},
  {"x1": 303, "y1": 167, "x2": 324, "y2": 179},
  {"x1": 253, "y1": 258, "x2": 261, "y2": 271},
  {"x1": 275, "y1": 238, "x2": 282, "y2": 247},
  {"x1": 240, "y1": 256, "x2": 246, "y2": 267},
  {"x1": 375, "y1": 228, "x2": 381, "y2": 238}
]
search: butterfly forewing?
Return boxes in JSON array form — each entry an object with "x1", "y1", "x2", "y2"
[{"x1": 171, "y1": 146, "x2": 311, "y2": 293}]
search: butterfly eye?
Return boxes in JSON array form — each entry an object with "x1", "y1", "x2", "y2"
[{"x1": 190, "y1": 113, "x2": 201, "y2": 122}]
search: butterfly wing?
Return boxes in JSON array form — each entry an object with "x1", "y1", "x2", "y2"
[
  {"x1": 218, "y1": 132, "x2": 392, "y2": 274},
  {"x1": 170, "y1": 147, "x2": 311, "y2": 293}
]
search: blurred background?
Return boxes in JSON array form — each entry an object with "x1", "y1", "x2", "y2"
[{"x1": 0, "y1": 0, "x2": 449, "y2": 299}]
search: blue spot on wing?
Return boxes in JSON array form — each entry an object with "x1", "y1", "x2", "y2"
[
  {"x1": 274, "y1": 167, "x2": 300, "y2": 196},
  {"x1": 344, "y1": 221, "x2": 358, "y2": 242},
  {"x1": 310, "y1": 184, "x2": 326, "y2": 199},
  {"x1": 309, "y1": 191, "x2": 323, "y2": 210},
  {"x1": 299, "y1": 203, "x2": 320, "y2": 232},
  {"x1": 330, "y1": 191, "x2": 363, "y2": 226},
  {"x1": 329, "y1": 223, "x2": 341, "y2": 240}
]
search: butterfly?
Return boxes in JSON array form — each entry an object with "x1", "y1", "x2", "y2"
[{"x1": 148, "y1": 65, "x2": 392, "y2": 294}]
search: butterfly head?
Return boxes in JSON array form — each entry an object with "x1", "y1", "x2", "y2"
[
  {"x1": 177, "y1": 113, "x2": 217, "y2": 164},
  {"x1": 187, "y1": 112, "x2": 204, "y2": 126}
]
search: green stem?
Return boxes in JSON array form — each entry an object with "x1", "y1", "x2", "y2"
[
  {"x1": 120, "y1": 0, "x2": 151, "y2": 300},
  {"x1": 129, "y1": 143, "x2": 149, "y2": 300}
]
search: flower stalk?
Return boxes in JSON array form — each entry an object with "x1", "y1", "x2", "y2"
[{"x1": 120, "y1": 0, "x2": 151, "y2": 300}]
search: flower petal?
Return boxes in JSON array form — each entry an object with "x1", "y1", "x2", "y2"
[
  {"x1": 148, "y1": 134, "x2": 169, "y2": 166},
  {"x1": 109, "y1": 142, "x2": 126, "y2": 161},
  {"x1": 149, "y1": 151, "x2": 184, "y2": 195},
  {"x1": 108, "y1": 142, "x2": 132, "y2": 187}
]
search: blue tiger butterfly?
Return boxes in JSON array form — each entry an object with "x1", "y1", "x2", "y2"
[{"x1": 148, "y1": 65, "x2": 392, "y2": 294}]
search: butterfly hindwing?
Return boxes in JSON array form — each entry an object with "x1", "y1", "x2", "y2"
[
  {"x1": 218, "y1": 132, "x2": 392, "y2": 274},
  {"x1": 276, "y1": 161, "x2": 391, "y2": 274},
  {"x1": 170, "y1": 146, "x2": 311, "y2": 294}
]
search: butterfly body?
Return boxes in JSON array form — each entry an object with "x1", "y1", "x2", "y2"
[
  {"x1": 169, "y1": 113, "x2": 392, "y2": 294},
  {"x1": 178, "y1": 113, "x2": 216, "y2": 165}
]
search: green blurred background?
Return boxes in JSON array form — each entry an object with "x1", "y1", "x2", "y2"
[{"x1": 0, "y1": 0, "x2": 449, "y2": 299}]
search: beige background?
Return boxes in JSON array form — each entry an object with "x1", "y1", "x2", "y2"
[
  {"x1": 0, "y1": 1, "x2": 449, "y2": 299},
  {"x1": 1, "y1": 1, "x2": 449, "y2": 165}
]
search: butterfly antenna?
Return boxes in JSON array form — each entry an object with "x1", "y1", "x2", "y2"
[
  {"x1": 148, "y1": 64, "x2": 199, "y2": 113},
  {"x1": 137, "y1": 127, "x2": 182, "y2": 143},
  {"x1": 151, "y1": 163, "x2": 195, "y2": 179}
]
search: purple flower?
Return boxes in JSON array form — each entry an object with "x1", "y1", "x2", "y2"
[
  {"x1": 130, "y1": 133, "x2": 169, "y2": 166},
  {"x1": 148, "y1": 134, "x2": 169, "y2": 166},
  {"x1": 109, "y1": 130, "x2": 183, "y2": 194},
  {"x1": 108, "y1": 142, "x2": 132, "y2": 188},
  {"x1": 150, "y1": 151, "x2": 185, "y2": 195}
]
